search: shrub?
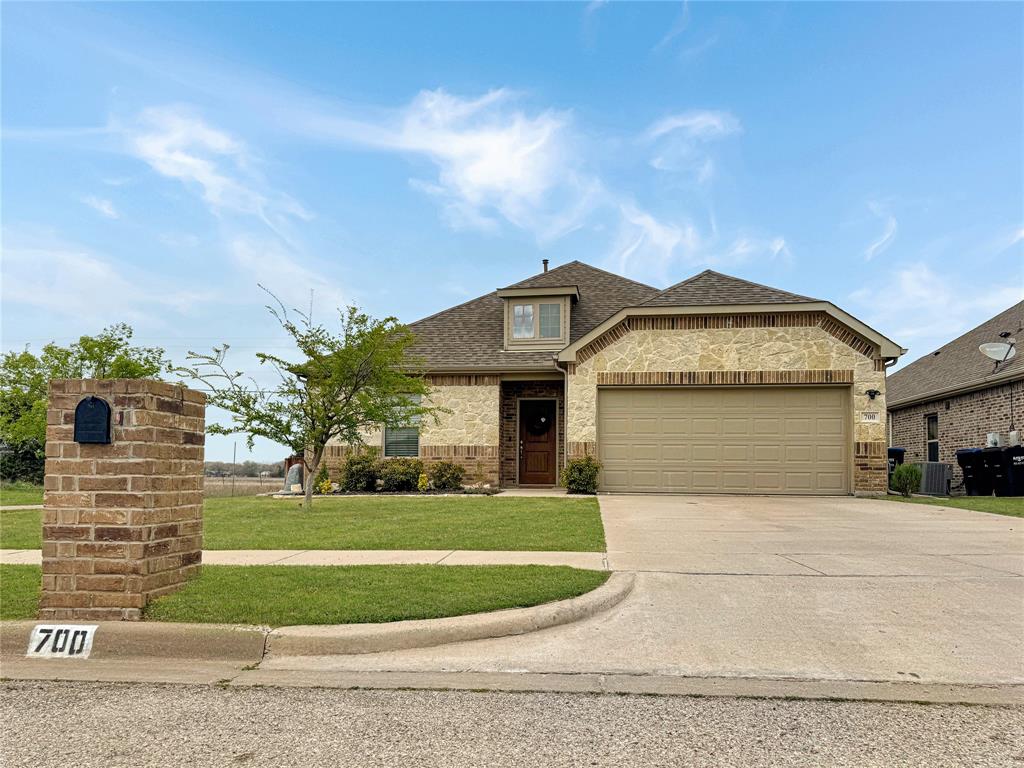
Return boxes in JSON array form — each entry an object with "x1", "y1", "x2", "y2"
[
  {"x1": 378, "y1": 457, "x2": 424, "y2": 492},
  {"x1": 561, "y1": 455, "x2": 601, "y2": 495},
  {"x1": 428, "y1": 460, "x2": 465, "y2": 491},
  {"x1": 891, "y1": 463, "x2": 922, "y2": 497},
  {"x1": 341, "y1": 451, "x2": 379, "y2": 492},
  {"x1": 417, "y1": 473, "x2": 429, "y2": 493}
]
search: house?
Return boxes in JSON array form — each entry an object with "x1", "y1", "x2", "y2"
[
  {"x1": 887, "y1": 301, "x2": 1024, "y2": 491},
  {"x1": 326, "y1": 260, "x2": 904, "y2": 495}
]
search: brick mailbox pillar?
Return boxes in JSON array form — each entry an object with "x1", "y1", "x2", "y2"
[{"x1": 41, "y1": 379, "x2": 206, "y2": 621}]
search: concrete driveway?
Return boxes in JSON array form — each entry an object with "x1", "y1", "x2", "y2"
[{"x1": 263, "y1": 496, "x2": 1024, "y2": 688}]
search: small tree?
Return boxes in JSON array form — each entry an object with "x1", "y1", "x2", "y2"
[{"x1": 178, "y1": 292, "x2": 444, "y2": 510}]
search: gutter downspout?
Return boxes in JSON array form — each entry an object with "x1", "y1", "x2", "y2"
[{"x1": 883, "y1": 357, "x2": 899, "y2": 447}]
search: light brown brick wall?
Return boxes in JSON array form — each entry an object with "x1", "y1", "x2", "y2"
[
  {"x1": 41, "y1": 379, "x2": 206, "y2": 621},
  {"x1": 889, "y1": 380, "x2": 1023, "y2": 492}
]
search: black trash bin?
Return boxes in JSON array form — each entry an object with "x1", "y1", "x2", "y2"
[
  {"x1": 994, "y1": 445, "x2": 1024, "y2": 497},
  {"x1": 955, "y1": 448, "x2": 986, "y2": 496},
  {"x1": 887, "y1": 447, "x2": 905, "y2": 484}
]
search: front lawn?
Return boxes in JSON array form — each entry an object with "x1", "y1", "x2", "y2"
[
  {"x1": 0, "y1": 495, "x2": 605, "y2": 552},
  {"x1": 0, "y1": 482, "x2": 43, "y2": 507},
  {"x1": 877, "y1": 495, "x2": 1024, "y2": 518},
  {"x1": 0, "y1": 509, "x2": 41, "y2": 550},
  {"x1": 0, "y1": 565, "x2": 41, "y2": 620},
  {"x1": 203, "y1": 495, "x2": 605, "y2": 551},
  {"x1": 147, "y1": 564, "x2": 608, "y2": 625}
]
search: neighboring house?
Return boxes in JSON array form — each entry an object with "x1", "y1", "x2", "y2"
[
  {"x1": 887, "y1": 301, "x2": 1024, "y2": 491},
  {"x1": 326, "y1": 260, "x2": 904, "y2": 495}
]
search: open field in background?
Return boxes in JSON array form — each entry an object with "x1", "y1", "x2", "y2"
[
  {"x1": 0, "y1": 563, "x2": 609, "y2": 626},
  {"x1": 202, "y1": 476, "x2": 281, "y2": 498},
  {"x1": 0, "y1": 496, "x2": 605, "y2": 552}
]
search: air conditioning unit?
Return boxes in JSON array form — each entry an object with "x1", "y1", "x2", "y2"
[{"x1": 917, "y1": 462, "x2": 952, "y2": 496}]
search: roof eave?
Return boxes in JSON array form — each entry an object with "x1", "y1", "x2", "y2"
[
  {"x1": 887, "y1": 366, "x2": 1024, "y2": 410},
  {"x1": 558, "y1": 301, "x2": 905, "y2": 362}
]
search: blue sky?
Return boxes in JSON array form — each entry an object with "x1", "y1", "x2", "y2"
[{"x1": 3, "y1": 1, "x2": 1022, "y2": 462}]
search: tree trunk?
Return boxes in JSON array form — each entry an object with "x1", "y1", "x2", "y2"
[{"x1": 303, "y1": 445, "x2": 325, "y2": 511}]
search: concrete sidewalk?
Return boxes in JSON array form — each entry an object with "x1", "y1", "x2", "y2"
[{"x1": 0, "y1": 548, "x2": 607, "y2": 569}]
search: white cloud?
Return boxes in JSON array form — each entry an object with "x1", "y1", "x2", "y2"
[
  {"x1": 850, "y1": 262, "x2": 1024, "y2": 362},
  {"x1": 646, "y1": 110, "x2": 741, "y2": 141},
  {"x1": 0, "y1": 232, "x2": 210, "y2": 323},
  {"x1": 80, "y1": 195, "x2": 119, "y2": 219},
  {"x1": 645, "y1": 110, "x2": 741, "y2": 180},
  {"x1": 228, "y1": 235, "x2": 346, "y2": 315},
  {"x1": 307, "y1": 88, "x2": 594, "y2": 242},
  {"x1": 608, "y1": 202, "x2": 790, "y2": 285},
  {"x1": 653, "y1": 1, "x2": 691, "y2": 53},
  {"x1": 864, "y1": 201, "x2": 897, "y2": 261},
  {"x1": 129, "y1": 106, "x2": 312, "y2": 235}
]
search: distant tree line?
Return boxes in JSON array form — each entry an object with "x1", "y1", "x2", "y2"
[{"x1": 204, "y1": 460, "x2": 285, "y2": 478}]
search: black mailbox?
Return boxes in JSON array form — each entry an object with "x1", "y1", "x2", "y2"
[{"x1": 73, "y1": 396, "x2": 112, "y2": 444}]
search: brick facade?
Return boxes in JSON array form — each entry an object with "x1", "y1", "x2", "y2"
[
  {"x1": 500, "y1": 380, "x2": 565, "y2": 487},
  {"x1": 889, "y1": 380, "x2": 1023, "y2": 492},
  {"x1": 41, "y1": 379, "x2": 206, "y2": 621}
]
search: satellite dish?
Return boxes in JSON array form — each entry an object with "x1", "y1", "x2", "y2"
[{"x1": 979, "y1": 342, "x2": 1016, "y2": 362}]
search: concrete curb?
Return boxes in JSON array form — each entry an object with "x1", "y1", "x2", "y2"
[
  {"x1": 266, "y1": 571, "x2": 635, "y2": 657},
  {"x1": 0, "y1": 620, "x2": 266, "y2": 663}
]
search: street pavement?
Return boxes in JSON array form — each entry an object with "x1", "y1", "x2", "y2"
[{"x1": 2, "y1": 680, "x2": 1021, "y2": 767}]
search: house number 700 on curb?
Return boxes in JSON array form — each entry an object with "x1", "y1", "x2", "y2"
[{"x1": 26, "y1": 625, "x2": 97, "y2": 659}]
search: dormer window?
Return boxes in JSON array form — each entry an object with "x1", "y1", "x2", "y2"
[
  {"x1": 512, "y1": 302, "x2": 562, "y2": 340},
  {"x1": 497, "y1": 285, "x2": 578, "y2": 351}
]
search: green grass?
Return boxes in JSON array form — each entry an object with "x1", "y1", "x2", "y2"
[
  {"x1": 0, "y1": 482, "x2": 43, "y2": 507},
  {"x1": 876, "y1": 495, "x2": 1024, "y2": 518},
  {"x1": 0, "y1": 509, "x2": 42, "y2": 549},
  {"x1": 202, "y1": 495, "x2": 605, "y2": 551},
  {"x1": 143, "y1": 565, "x2": 609, "y2": 626},
  {"x1": 1, "y1": 565, "x2": 41, "y2": 620},
  {"x1": 0, "y1": 495, "x2": 605, "y2": 552}
]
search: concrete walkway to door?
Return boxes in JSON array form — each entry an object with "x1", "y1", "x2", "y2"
[{"x1": 259, "y1": 495, "x2": 1024, "y2": 690}]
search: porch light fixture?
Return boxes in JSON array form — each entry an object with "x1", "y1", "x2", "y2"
[{"x1": 865, "y1": 389, "x2": 880, "y2": 400}]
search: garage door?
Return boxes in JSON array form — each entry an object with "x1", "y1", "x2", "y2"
[{"x1": 598, "y1": 387, "x2": 849, "y2": 494}]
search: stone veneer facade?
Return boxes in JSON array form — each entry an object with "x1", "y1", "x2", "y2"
[
  {"x1": 889, "y1": 379, "x2": 1023, "y2": 492},
  {"x1": 41, "y1": 379, "x2": 206, "y2": 621},
  {"x1": 565, "y1": 313, "x2": 888, "y2": 494},
  {"x1": 323, "y1": 375, "x2": 501, "y2": 486}
]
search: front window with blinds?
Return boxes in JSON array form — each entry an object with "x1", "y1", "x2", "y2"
[
  {"x1": 925, "y1": 414, "x2": 939, "y2": 462},
  {"x1": 384, "y1": 395, "x2": 421, "y2": 457}
]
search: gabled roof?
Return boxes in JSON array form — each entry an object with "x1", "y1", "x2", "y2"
[
  {"x1": 642, "y1": 269, "x2": 817, "y2": 307},
  {"x1": 409, "y1": 261, "x2": 658, "y2": 370},
  {"x1": 887, "y1": 300, "x2": 1024, "y2": 408}
]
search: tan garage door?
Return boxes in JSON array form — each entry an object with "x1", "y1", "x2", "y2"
[{"x1": 598, "y1": 387, "x2": 849, "y2": 494}]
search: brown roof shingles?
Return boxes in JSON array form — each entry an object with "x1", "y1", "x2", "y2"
[
  {"x1": 887, "y1": 300, "x2": 1024, "y2": 407},
  {"x1": 409, "y1": 261, "x2": 660, "y2": 370},
  {"x1": 642, "y1": 269, "x2": 817, "y2": 306},
  {"x1": 409, "y1": 261, "x2": 826, "y2": 371}
]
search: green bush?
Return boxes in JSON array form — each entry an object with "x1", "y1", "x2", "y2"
[
  {"x1": 378, "y1": 457, "x2": 424, "y2": 492},
  {"x1": 428, "y1": 460, "x2": 465, "y2": 491},
  {"x1": 417, "y1": 473, "x2": 429, "y2": 493},
  {"x1": 891, "y1": 463, "x2": 922, "y2": 497},
  {"x1": 341, "y1": 451, "x2": 379, "y2": 492},
  {"x1": 561, "y1": 455, "x2": 601, "y2": 495}
]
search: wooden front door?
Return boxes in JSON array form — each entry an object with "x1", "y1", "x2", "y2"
[{"x1": 519, "y1": 399, "x2": 557, "y2": 485}]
